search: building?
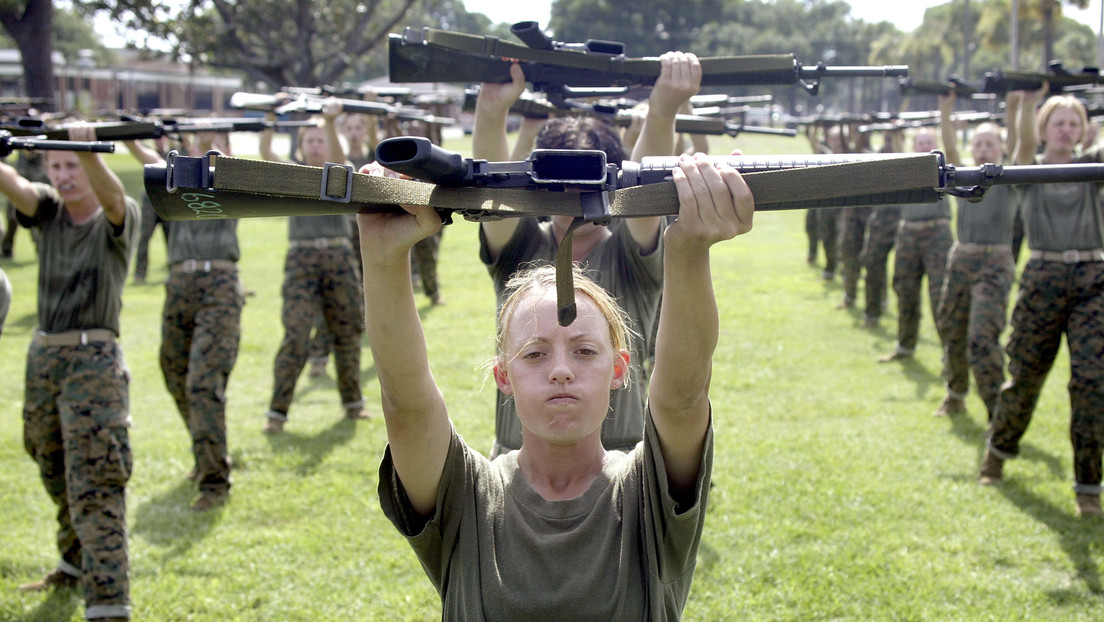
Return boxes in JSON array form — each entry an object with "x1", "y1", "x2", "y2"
[{"x1": 1, "y1": 48, "x2": 243, "y2": 115}]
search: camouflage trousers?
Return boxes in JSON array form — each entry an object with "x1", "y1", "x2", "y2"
[
  {"x1": 935, "y1": 244, "x2": 1015, "y2": 420},
  {"x1": 161, "y1": 267, "x2": 243, "y2": 493},
  {"x1": 270, "y1": 245, "x2": 364, "y2": 416},
  {"x1": 891, "y1": 219, "x2": 953, "y2": 353},
  {"x1": 806, "y1": 208, "x2": 839, "y2": 273},
  {"x1": 860, "y1": 206, "x2": 900, "y2": 321},
  {"x1": 23, "y1": 339, "x2": 131, "y2": 619},
  {"x1": 411, "y1": 230, "x2": 443, "y2": 302},
  {"x1": 839, "y1": 206, "x2": 873, "y2": 303},
  {"x1": 133, "y1": 195, "x2": 170, "y2": 280},
  {"x1": 988, "y1": 258, "x2": 1104, "y2": 493}
]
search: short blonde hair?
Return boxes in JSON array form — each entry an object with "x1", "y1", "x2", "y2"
[
  {"x1": 496, "y1": 263, "x2": 632, "y2": 368},
  {"x1": 1036, "y1": 95, "x2": 1087, "y2": 146}
]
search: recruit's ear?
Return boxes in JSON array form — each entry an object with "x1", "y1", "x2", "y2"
[
  {"x1": 610, "y1": 349, "x2": 630, "y2": 390},
  {"x1": 494, "y1": 363, "x2": 513, "y2": 395}
]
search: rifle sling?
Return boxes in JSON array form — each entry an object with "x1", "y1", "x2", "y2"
[{"x1": 150, "y1": 154, "x2": 938, "y2": 325}]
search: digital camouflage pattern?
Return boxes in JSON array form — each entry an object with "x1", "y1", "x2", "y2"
[
  {"x1": 270, "y1": 245, "x2": 364, "y2": 416},
  {"x1": 23, "y1": 340, "x2": 131, "y2": 618},
  {"x1": 890, "y1": 221, "x2": 953, "y2": 353},
  {"x1": 160, "y1": 267, "x2": 243, "y2": 493},
  {"x1": 935, "y1": 245, "x2": 1015, "y2": 420},
  {"x1": 988, "y1": 259, "x2": 1104, "y2": 494},
  {"x1": 861, "y1": 205, "x2": 900, "y2": 322},
  {"x1": 838, "y1": 206, "x2": 872, "y2": 304}
]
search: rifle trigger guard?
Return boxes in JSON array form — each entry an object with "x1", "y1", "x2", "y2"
[{"x1": 320, "y1": 161, "x2": 353, "y2": 203}]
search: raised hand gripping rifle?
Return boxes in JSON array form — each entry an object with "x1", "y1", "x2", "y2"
[
  {"x1": 389, "y1": 23, "x2": 908, "y2": 101},
  {"x1": 143, "y1": 136, "x2": 1104, "y2": 323}
]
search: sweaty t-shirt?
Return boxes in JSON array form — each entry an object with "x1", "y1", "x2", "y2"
[
  {"x1": 379, "y1": 409, "x2": 713, "y2": 622},
  {"x1": 19, "y1": 184, "x2": 139, "y2": 334}
]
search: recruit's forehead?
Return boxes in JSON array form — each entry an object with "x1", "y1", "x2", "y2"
[{"x1": 504, "y1": 290, "x2": 606, "y2": 345}]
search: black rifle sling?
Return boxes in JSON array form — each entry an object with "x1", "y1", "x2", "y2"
[{"x1": 149, "y1": 153, "x2": 937, "y2": 324}]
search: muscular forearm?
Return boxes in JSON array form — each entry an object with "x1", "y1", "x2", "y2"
[{"x1": 78, "y1": 153, "x2": 128, "y2": 225}]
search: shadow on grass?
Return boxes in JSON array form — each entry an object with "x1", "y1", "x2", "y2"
[
  {"x1": 131, "y1": 477, "x2": 220, "y2": 563},
  {"x1": 264, "y1": 416, "x2": 358, "y2": 476},
  {"x1": 999, "y1": 479, "x2": 1104, "y2": 597},
  {"x1": 19, "y1": 585, "x2": 81, "y2": 622},
  {"x1": 946, "y1": 412, "x2": 1066, "y2": 481}
]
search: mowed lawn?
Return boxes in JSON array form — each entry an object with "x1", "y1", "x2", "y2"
[{"x1": 0, "y1": 132, "x2": 1101, "y2": 621}]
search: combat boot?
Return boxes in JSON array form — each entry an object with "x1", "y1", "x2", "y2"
[
  {"x1": 18, "y1": 568, "x2": 79, "y2": 592},
  {"x1": 934, "y1": 395, "x2": 966, "y2": 417},
  {"x1": 1076, "y1": 494, "x2": 1102, "y2": 517},
  {"x1": 191, "y1": 489, "x2": 229, "y2": 512},
  {"x1": 978, "y1": 449, "x2": 1004, "y2": 486}
]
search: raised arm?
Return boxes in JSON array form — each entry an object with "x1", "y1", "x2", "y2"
[
  {"x1": 1015, "y1": 84, "x2": 1045, "y2": 165},
  {"x1": 473, "y1": 62, "x2": 528, "y2": 259},
  {"x1": 938, "y1": 93, "x2": 962, "y2": 165},
  {"x1": 123, "y1": 139, "x2": 164, "y2": 166},
  {"x1": 627, "y1": 52, "x2": 702, "y2": 253},
  {"x1": 650, "y1": 154, "x2": 753, "y2": 497},
  {"x1": 0, "y1": 160, "x2": 40, "y2": 216},
  {"x1": 510, "y1": 116, "x2": 546, "y2": 161},
  {"x1": 1004, "y1": 91, "x2": 1022, "y2": 159},
  {"x1": 358, "y1": 167, "x2": 450, "y2": 516},
  {"x1": 321, "y1": 98, "x2": 346, "y2": 164},
  {"x1": 76, "y1": 125, "x2": 127, "y2": 226},
  {"x1": 259, "y1": 112, "x2": 280, "y2": 162}
]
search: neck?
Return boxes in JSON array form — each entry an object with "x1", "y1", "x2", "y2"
[
  {"x1": 66, "y1": 200, "x2": 101, "y2": 225},
  {"x1": 1043, "y1": 144, "x2": 1074, "y2": 164},
  {"x1": 517, "y1": 436, "x2": 607, "y2": 501}
]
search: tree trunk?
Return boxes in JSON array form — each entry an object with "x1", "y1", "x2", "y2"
[{"x1": 0, "y1": 0, "x2": 57, "y2": 112}]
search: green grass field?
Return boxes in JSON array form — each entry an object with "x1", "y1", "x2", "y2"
[{"x1": 0, "y1": 133, "x2": 1101, "y2": 621}]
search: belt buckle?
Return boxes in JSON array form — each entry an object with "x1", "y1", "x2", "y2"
[
  {"x1": 314, "y1": 238, "x2": 329, "y2": 250},
  {"x1": 181, "y1": 259, "x2": 199, "y2": 273},
  {"x1": 1063, "y1": 250, "x2": 1080, "y2": 264}
]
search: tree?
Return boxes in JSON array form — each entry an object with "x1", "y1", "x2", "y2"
[
  {"x1": 76, "y1": 0, "x2": 426, "y2": 89},
  {"x1": 0, "y1": 0, "x2": 57, "y2": 111}
]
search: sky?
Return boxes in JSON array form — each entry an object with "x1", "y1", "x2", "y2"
[{"x1": 462, "y1": 0, "x2": 1104, "y2": 35}]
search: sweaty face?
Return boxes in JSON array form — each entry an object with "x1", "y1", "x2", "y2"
[
  {"x1": 45, "y1": 151, "x2": 92, "y2": 204},
  {"x1": 299, "y1": 128, "x2": 328, "y2": 165},
  {"x1": 1043, "y1": 107, "x2": 1084, "y2": 153},
  {"x1": 496, "y1": 290, "x2": 627, "y2": 446},
  {"x1": 343, "y1": 117, "x2": 368, "y2": 144},
  {"x1": 913, "y1": 132, "x2": 937, "y2": 153},
  {"x1": 971, "y1": 131, "x2": 1002, "y2": 165}
]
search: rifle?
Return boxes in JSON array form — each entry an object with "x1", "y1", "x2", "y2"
[
  {"x1": 898, "y1": 77, "x2": 979, "y2": 98},
  {"x1": 230, "y1": 92, "x2": 457, "y2": 126},
  {"x1": 143, "y1": 135, "x2": 1104, "y2": 226},
  {"x1": 0, "y1": 116, "x2": 286, "y2": 142},
  {"x1": 388, "y1": 23, "x2": 908, "y2": 99},
  {"x1": 690, "y1": 94, "x2": 773, "y2": 107},
  {"x1": 979, "y1": 62, "x2": 1104, "y2": 94},
  {"x1": 0, "y1": 130, "x2": 114, "y2": 157}
]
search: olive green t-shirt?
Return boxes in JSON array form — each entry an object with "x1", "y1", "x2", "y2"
[
  {"x1": 1019, "y1": 148, "x2": 1104, "y2": 252},
  {"x1": 18, "y1": 183, "x2": 139, "y2": 335},
  {"x1": 167, "y1": 218, "x2": 240, "y2": 264},
  {"x1": 378, "y1": 409, "x2": 713, "y2": 622},
  {"x1": 900, "y1": 195, "x2": 951, "y2": 222},
  {"x1": 288, "y1": 214, "x2": 351, "y2": 240},
  {"x1": 954, "y1": 185, "x2": 1018, "y2": 245}
]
